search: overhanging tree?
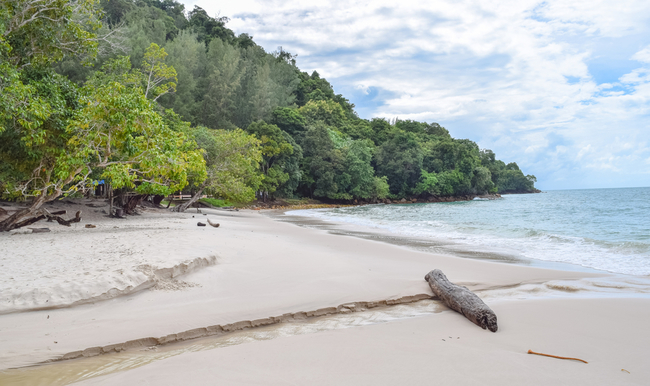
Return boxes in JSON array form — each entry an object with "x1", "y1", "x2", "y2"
[{"x1": 0, "y1": 1, "x2": 205, "y2": 231}]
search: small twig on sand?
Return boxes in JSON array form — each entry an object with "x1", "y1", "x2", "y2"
[
  {"x1": 527, "y1": 350, "x2": 588, "y2": 364},
  {"x1": 207, "y1": 219, "x2": 220, "y2": 228}
]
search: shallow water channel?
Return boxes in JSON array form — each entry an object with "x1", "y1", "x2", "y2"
[
  {"x1": 4, "y1": 272, "x2": 650, "y2": 385},
  {"x1": 0, "y1": 300, "x2": 444, "y2": 385}
]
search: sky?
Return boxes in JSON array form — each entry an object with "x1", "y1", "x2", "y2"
[{"x1": 180, "y1": 0, "x2": 650, "y2": 190}]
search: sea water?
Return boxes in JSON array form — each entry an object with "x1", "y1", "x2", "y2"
[{"x1": 287, "y1": 187, "x2": 650, "y2": 276}]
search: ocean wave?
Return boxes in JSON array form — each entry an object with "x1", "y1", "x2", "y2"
[{"x1": 287, "y1": 196, "x2": 650, "y2": 276}]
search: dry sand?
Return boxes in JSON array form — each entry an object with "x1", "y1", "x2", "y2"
[{"x1": 0, "y1": 201, "x2": 649, "y2": 385}]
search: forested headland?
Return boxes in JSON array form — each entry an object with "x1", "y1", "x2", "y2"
[{"x1": 0, "y1": 0, "x2": 537, "y2": 230}]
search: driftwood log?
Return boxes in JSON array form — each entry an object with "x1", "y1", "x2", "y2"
[
  {"x1": 207, "y1": 219, "x2": 220, "y2": 228},
  {"x1": 425, "y1": 269, "x2": 498, "y2": 332},
  {"x1": 42, "y1": 209, "x2": 82, "y2": 226},
  {"x1": 27, "y1": 227, "x2": 51, "y2": 233},
  {"x1": 12, "y1": 209, "x2": 71, "y2": 229}
]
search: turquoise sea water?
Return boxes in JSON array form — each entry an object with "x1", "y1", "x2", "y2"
[{"x1": 288, "y1": 187, "x2": 650, "y2": 276}]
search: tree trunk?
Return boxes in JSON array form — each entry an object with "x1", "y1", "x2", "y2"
[
  {"x1": 0, "y1": 202, "x2": 81, "y2": 232},
  {"x1": 172, "y1": 184, "x2": 207, "y2": 212},
  {"x1": 0, "y1": 195, "x2": 47, "y2": 232},
  {"x1": 109, "y1": 183, "x2": 114, "y2": 217},
  {"x1": 152, "y1": 195, "x2": 165, "y2": 206},
  {"x1": 424, "y1": 269, "x2": 498, "y2": 332},
  {"x1": 122, "y1": 194, "x2": 146, "y2": 214}
]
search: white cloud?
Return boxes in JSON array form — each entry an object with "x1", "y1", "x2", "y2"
[
  {"x1": 180, "y1": 0, "x2": 650, "y2": 189},
  {"x1": 632, "y1": 46, "x2": 650, "y2": 64}
]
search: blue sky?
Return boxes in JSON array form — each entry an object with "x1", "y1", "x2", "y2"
[{"x1": 181, "y1": 0, "x2": 650, "y2": 190}]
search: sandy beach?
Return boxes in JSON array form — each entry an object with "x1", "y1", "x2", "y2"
[{"x1": 1, "y1": 202, "x2": 649, "y2": 385}]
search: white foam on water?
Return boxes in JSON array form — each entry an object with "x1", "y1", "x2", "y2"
[{"x1": 287, "y1": 199, "x2": 650, "y2": 276}]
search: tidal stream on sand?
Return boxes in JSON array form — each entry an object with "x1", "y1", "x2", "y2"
[
  {"x1": 3, "y1": 274, "x2": 650, "y2": 386},
  {"x1": 0, "y1": 300, "x2": 444, "y2": 386}
]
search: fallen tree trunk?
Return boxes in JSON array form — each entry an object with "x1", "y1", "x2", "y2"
[
  {"x1": 41, "y1": 209, "x2": 82, "y2": 226},
  {"x1": 424, "y1": 269, "x2": 498, "y2": 332},
  {"x1": 172, "y1": 183, "x2": 207, "y2": 213},
  {"x1": 11, "y1": 210, "x2": 67, "y2": 229}
]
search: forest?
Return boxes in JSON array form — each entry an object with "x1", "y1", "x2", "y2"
[{"x1": 0, "y1": 0, "x2": 537, "y2": 230}]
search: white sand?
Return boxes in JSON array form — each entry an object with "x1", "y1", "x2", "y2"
[
  {"x1": 0, "y1": 203, "x2": 649, "y2": 385},
  {"x1": 0, "y1": 206, "x2": 217, "y2": 314},
  {"x1": 77, "y1": 297, "x2": 650, "y2": 386}
]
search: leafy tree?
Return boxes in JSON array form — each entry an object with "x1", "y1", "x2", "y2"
[
  {"x1": 187, "y1": 6, "x2": 234, "y2": 46},
  {"x1": 375, "y1": 130, "x2": 424, "y2": 197},
  {"x1": 0, "y1": 56, "x2": 204, "y2": 230},
  {"x1": 271, "y1": 107, "x2": 307, "y2": 137},
  {"x1": 435, "y1": 170, "x2": 471, "y2": 196},
  {"x1": 295, "y1": 71, "x2": 335, "y2": 106},
  {"x1": 174, "y1": 126, "x2": 262, "y2": 211},
  {"x1": 339, "y1": 119, "x2": 373, "y2": 141},
  {"x1": 141, "y1": 43, "x2": 177, "y2": 101},
  {"x1": 1, "y1": 0, "x2": 101, "y2": 68},
  {"x1": 344, "y1": 140, "x2": 388, "y2": 200},
  {"x1": 266, "y1": 54, "x2": 299, "y2": 107},
  {"x1": 274, "y1": 132, "x2": 303, "y2": 198},
  {"x1": 100, "y1": 0, "x2": 133, "y2": 26},
  {"x1": 73, "y1": 58, "x2": 204, "y2": 195},
  {"x1": 299, "y1": 99, "x2": 347, "y2": 127},
  {"x1": 157, "y1": 30, "x2": 205, "y2": 123},
  {"x1": 299, "y1": 124, "x2": 338, "y2": 198},
  {"x1": 140, "y1": 0, "x2": 188, "y2": 31},
  {"x1": 124, "y1": 3, "x2": 175, "y2": 66},
  {"x1": 368, "y1": 118, "x2": 394, "y2": 146},
  {"x1": 396, "y1": 119, "x2": 450, "y2": 141},
  {"x1": 413, "y1": 170, "x2": 439, "y2": 195},
  {"x1": 246, "y1": 121, "x2": 295, "y2": 199},
  {"x1": 299, "y1": 126, "x2": 387, "y2": 200},
  {"x1": 472, "y1": 166, "x2": 495, "y2": 194},
  {"x1": 195, "y1": 38, "x2": 242, "y2": 129}
]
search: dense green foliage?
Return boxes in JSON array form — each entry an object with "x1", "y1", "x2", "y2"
[
  {"x1": 1, "y1": 0, "x2": 537, "y2": 222},
  {"x1": 0, "y1": 0, "x2": 208, "y2": 229}
]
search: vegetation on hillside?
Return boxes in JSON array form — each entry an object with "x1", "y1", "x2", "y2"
[{"x1": 0, "y1": 0, "x2": 537, "y2": 229}]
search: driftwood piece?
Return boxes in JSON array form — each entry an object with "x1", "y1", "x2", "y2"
[
  {"x1": 15, "y1": 214, "x2": 47, "y2": 228},
  {"x1": 207, "y1": 219, "x2": 220, "y2": 228},
  {"x1": 85, "y1": 224, "x2": 97, "y2": 228},
  {"x1": 27, "y1": 227, "x2": 51, "y2": 233},
  {"x1": 42, "y1": 209, "x2": 82, "y2": 226},
  {"x1": 527, "y1": 350, "x2": 588, "y2": 364},
  {"x1": 11, "y1": 210, "x2": 67, "y2": 228},
  {"x1": 424, "y1": 269, "x2": 498, "y2": 332},
  {"x1": 45, "y1": 209, "x2": 68, "y2": 222}
]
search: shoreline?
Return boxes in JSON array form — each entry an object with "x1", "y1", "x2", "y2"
[
  {"x1": 270, "y1": 208, "x2": 611, "y2": 275},
  {"x1": 1, "y1": 205, "x2": 649, "y2": 385}
]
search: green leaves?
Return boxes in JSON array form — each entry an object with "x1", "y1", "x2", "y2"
[
  {"x1": 70, "y1": 65, "x2": 204, "y2": 195},
  {"x1": 1, "y1": 0, "x2": 101, "y2": 68},
  {"x1": 190, "y1": 126, "x2": 262, "y2": 202},
  {"x1": 247, "y1": 120, "x2": 295, "y2": 195},
  {"x1": 142, "y1": 43, "x2": 177, "y2": 101},
  {"x1": 300, "y1": 125, "x2": 386, "y2": 200}
]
